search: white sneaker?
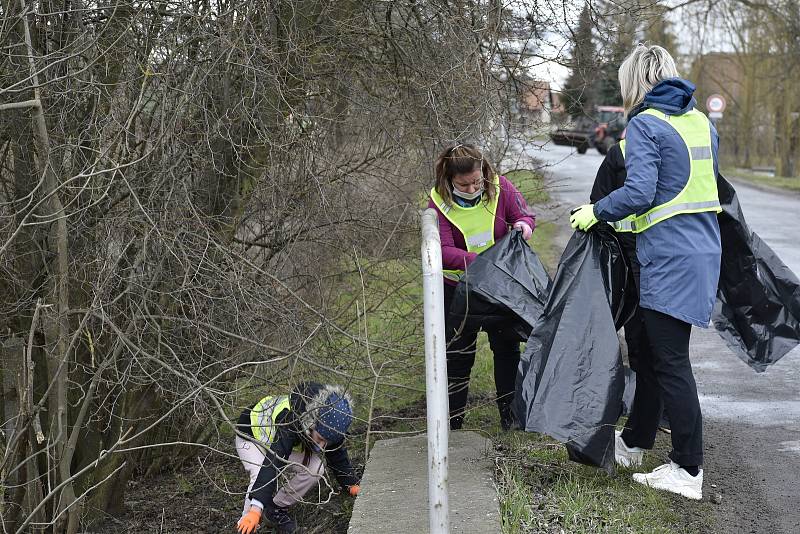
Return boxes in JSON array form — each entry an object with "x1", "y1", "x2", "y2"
[
  {"x1": 615, "y1": 430, "x2": 643, "y2": 467},
  {"x1": 632, "y1": 461, "x2": 703, "y2": 500}
]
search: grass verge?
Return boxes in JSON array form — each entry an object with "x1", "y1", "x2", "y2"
[
  {"x1": 723, "y1": 167, "x2": 800, "y2": 193},
  {"x1": 116, "y1": 170, "x2": 711, "y2": 533},
  {"x1": 454, "y1": 332, "x2": 712, "y2": 533}
]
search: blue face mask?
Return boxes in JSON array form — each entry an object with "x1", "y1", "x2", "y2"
[{"x1": 452, "y1": 186, "x2": 483, "y2": 201}]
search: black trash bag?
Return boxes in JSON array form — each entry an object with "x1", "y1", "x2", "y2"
[
  {"x1": 450, "y1": 230, "x2": 552, "y2": 343},
  {"x1": 516, "y1": 224, "x2": 632, "y2": 472},
  {"x1": 713, "y1": 175, "x2": 800, "y2": 371}
]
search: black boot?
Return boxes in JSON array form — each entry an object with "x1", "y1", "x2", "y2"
[
  {"x1": 498, "y1": 402, "x2": 518, "y2": 432},
  {"x1": 264, "y1": 505, "x2": 297, "y2": 534},
  {"x1": 450, "y1": 414, "x2": 464, "y2": 430}
]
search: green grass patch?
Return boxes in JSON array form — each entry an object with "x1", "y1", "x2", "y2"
[
  {"x1": 529, "y1": 220, "x2": 558, "y2": 274},
  {"x1": 492, "y1": 426, "x2": 713, "y2": 533},
  {"x1": 723, "y1": 167, "x2": 800, "y2": 193},
  {"x1": 506, "y1": 169, "x2": 550, "y2": 205},
  {"x1": 231, "y1": 166, "x2": 709, "y2": 532},
  {"x1": 505, "y1": 169, "x2": 558, "y2": 273}
]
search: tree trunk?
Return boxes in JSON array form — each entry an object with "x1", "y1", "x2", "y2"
[{"x1": 15, "y1": 1, "x2": 74, "y2": 531}]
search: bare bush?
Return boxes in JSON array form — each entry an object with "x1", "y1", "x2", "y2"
[{"x1": 0, "y1": 0, "x2": 566, "y2": 531}]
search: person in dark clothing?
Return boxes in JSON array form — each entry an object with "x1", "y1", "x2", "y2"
[
  {"x1": 591, "y1": 142, "x2": 669, "y2": 450},
  {"x1": 591, "y1": 142, "x2": 646, "y2": 373},
  {"x1": 235, "y1": 382, "x2": 360, "y2": 534}
]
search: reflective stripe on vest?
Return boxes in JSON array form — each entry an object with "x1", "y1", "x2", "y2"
[
  {"x1": 610, "y1": 140, "x2": 636, "y2": 233},
  {"x1": 611, "y1": 218, "x2": 635, "y2": 232},
  {"x1": 429, "y1": 174, "x2": 501, "y2": 282},
  {"x1": 628, "y1": 108, "x2": 721, "y2": 233},
  {"x1": 250, "y1": 395, "x2": 291, "y2": 445}
]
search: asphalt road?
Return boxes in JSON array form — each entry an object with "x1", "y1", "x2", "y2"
[{"x1": 525, "y1": 142, "x2": 800, "y2": 534}]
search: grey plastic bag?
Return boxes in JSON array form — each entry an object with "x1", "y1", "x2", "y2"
[{"x1": 451, "y1": 230, "x2": 552, "y2": 342}]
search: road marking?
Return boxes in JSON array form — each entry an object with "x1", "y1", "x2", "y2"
[{"x1": 778, "y1": 441, "x2": 800, "y2": 454}]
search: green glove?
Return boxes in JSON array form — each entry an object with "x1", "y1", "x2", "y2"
[{"x1": 570, "y1": 204, "x2": 598, "y2": 231}]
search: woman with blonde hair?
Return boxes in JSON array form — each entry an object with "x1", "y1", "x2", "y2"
[{"x1": 570, "y1": 44, "x2": 721, "y2": 500}]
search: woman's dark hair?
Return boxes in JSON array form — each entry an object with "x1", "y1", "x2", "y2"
[{"x1": 433, "y1": 143, "x2": 497, "y2": 206}]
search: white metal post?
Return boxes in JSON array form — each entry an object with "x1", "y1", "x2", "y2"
[{"x1": 420, "y1": 208, "x2": 450, "y2": 534}]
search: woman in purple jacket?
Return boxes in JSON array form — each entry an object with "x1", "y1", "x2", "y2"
[{"x1": 428, "y1": 143, "x2": 536, "y2": 430}]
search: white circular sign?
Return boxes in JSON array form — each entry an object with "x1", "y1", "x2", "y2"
[{"x1": 706, "y1": 94, "x2": 726, "y2": 113}]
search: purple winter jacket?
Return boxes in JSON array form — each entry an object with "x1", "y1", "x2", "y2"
[{"x1": 427, "y1": 175, "x2": 536, "y2": 286}]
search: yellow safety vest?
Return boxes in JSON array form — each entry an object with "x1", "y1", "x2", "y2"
[
  {"x1": 611, "y1": 109, "x2": 721, "y2": 233},
  {"x1": 429, "y1": 174, "x2": 500, "y2": 282},
  {"x1": 250, "y1": 395, "x2": 291, "y2": 445}
]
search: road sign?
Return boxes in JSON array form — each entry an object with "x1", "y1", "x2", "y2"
[
  {"x1": 709, "y1": 111, "x2": 723, "y2": 120},
  {"x1": 706, "y1": 94, "x2": 727, "y2": 113}
]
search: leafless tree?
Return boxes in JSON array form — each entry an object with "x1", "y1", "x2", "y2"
[{"x1": 0, "y1": 1, "x2": 575, "y2": 531}]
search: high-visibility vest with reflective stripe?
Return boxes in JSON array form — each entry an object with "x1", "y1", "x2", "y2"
[
  {"x1": 626, "y1": 108, "x2": 721, "y2": 233},
  {"x1": 429, "y1": 174, "x2": 500, "y2": 282},
  {"x1": 250, "y1": 395, "x2": 291, "y2": 445},
  {"x1": 609, "y1": 139, "x2": 636, "y2": 233}
]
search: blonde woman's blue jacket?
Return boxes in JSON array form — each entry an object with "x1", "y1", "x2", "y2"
[{"x1": 593, "y1": 78, "x2": 721, "y2": 327}]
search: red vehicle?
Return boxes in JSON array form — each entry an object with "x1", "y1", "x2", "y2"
[{"x1": 593, "y1": 106, "x2": 627, "y2": 155}]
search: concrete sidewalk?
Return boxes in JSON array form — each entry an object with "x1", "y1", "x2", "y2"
[{"x1": 347, "y1": 431, "x2": 501, "y2": 534}]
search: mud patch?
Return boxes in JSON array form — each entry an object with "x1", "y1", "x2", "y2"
[
  {"x1": 87, "y1": 453, "x2": 357, "y2": 534},
  {"x1": 703, "y1": 419, "x2": 787, "y2": 534}
]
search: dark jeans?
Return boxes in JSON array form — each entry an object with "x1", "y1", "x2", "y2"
[
  {"x1": 622, "y1": 308, "x2": 703, "y2": 466},
  {"x1": 443, "y1": 283, "x2": 520, "y2": 428}
]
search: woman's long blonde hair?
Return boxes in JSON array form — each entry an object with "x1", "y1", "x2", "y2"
[
  {"x1": 433, "y1": 143, "x2": 497, "y2": 206},
  {"x1": 618, "y1": 44, "x2": 679, "y2": 114}
]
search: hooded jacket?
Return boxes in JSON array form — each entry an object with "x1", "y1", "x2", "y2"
[
  {"x1": 237, "y1": 382, "x2": 359, "y2": 509},
  {"x1": 593, "y1": 78, "x2": 722, "y2": 327}
]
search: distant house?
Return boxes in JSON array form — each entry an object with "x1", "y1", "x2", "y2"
[{"x1": 514, "y1": 79, "x2": 565, "y2": 127}]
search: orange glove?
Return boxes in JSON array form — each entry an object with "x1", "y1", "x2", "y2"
[
  {"x1": 348, "y1": 484, "x2": 361, "y2": 497},
  {"x1": 236, "y1": 508, "x2": 261, "y2": 534}
]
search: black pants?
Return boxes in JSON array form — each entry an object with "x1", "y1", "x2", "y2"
[
  {"x1": 443, "y1": 284, "x2": 520, "y2": 428},
  {"x1": 622, "y1": 308, "x2": 703, "y2": 466},
  {"x1": 620, "y1": 240, "x2": 647, "y2": 374}
]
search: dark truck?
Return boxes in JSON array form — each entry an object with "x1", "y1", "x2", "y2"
[{"x1": 550, "y1": 106, "x2": 626, "y2": 155}]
